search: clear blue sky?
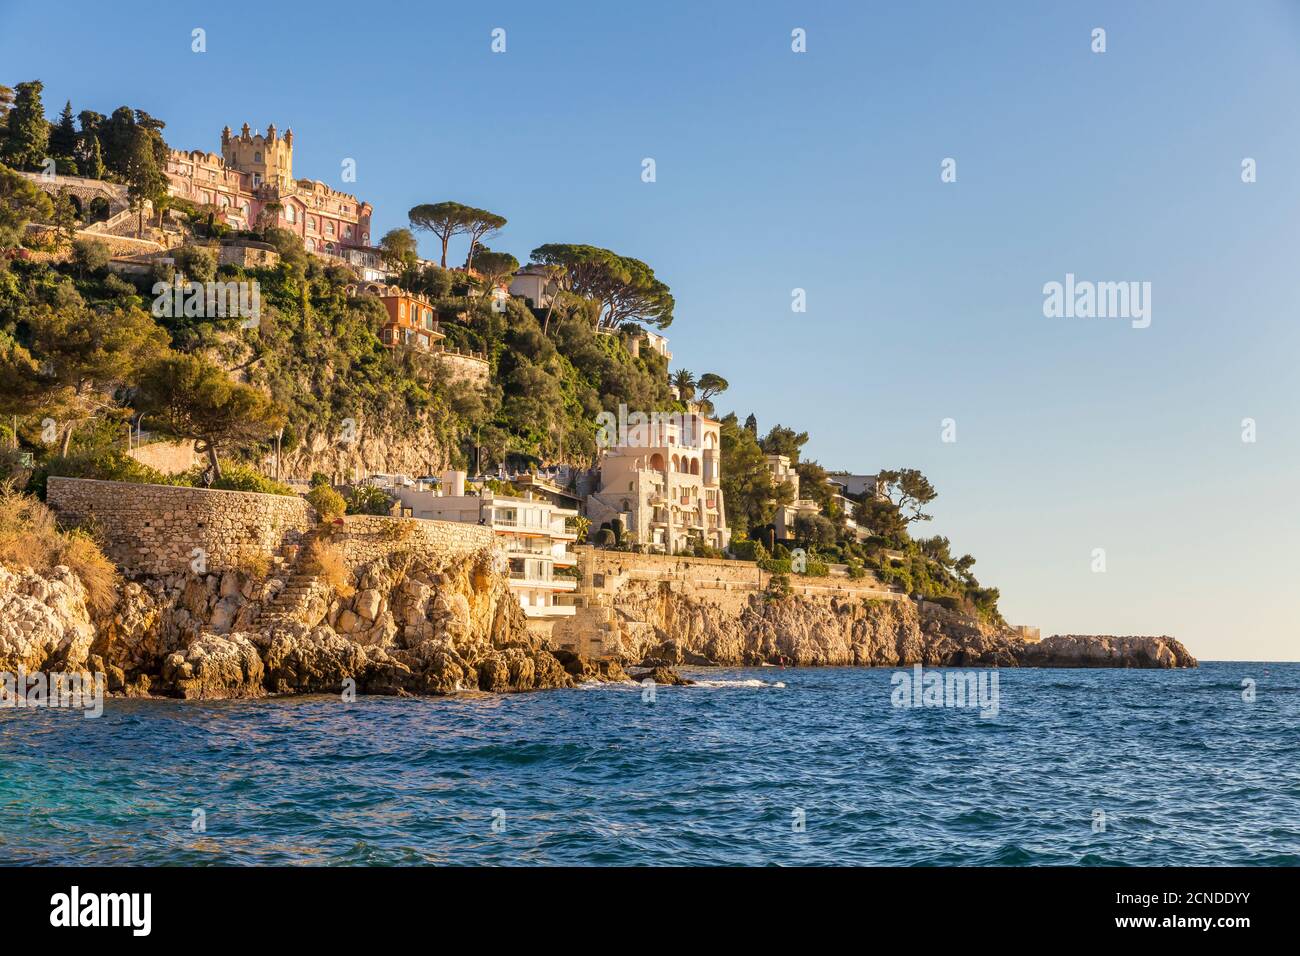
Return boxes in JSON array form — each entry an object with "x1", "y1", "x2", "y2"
[{"x1": 4, "y1": 1, "x2": 1299, "y2": 661}]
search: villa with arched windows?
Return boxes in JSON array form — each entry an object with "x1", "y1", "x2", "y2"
[{"x1": 586, "y1": 412, "x2": 728, "y2": 553}]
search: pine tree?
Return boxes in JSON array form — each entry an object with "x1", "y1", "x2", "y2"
[
  {"x1": 101, "y1": 106, "x2": 137, "y2": 176},
  {"x1": 0, "y1": 80, "x2": 49, "y2": 171},
  {"x1": 51, "y1": 188, "x2": 77, "y2": 249},
  {"x1": 78, "y1": 134, "x2": 104, "y2": 179},
  {"x1": 123, "y1": 126, "x2": 165, "y2": 235},
  {"x1": 49, "y1": 100, "x2": 77, "y2": 159}
]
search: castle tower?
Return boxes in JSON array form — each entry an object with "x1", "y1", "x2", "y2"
[{"x1": 221, "y1": 122, "x2": 294, "y2": 191}]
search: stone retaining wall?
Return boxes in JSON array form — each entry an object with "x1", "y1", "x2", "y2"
[
  {"x1": 47, "y1": 477, "x2": 312, "y2": 577},
  {"x1": 44, "y1": 477, "x2": 496, "y2": 579},
  {"x1": 583, "y1": 548, "x2": 894, "y2": 596},
  {"x1": 326, "y1": 514, "x2": 493, "y2": 571}
]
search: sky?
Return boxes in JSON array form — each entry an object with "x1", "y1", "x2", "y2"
[{"x1": 2, "y1": 0, "x2": 1298, "y2": 661}]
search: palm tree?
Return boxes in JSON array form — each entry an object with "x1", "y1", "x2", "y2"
[{"x1": 671, "y1": 369, "x2": 696, "y2": 401}]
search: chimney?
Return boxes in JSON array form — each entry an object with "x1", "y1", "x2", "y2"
[{"x1": 442, "y1": 469, "x2": 466, "y2": 497}]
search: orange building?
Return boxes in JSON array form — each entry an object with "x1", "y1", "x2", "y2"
[{"x1": 355, "y1": 283, "x2": 445, "y2": 351}]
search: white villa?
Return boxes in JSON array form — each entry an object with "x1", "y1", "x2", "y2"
[
  {"x1": 586, "y1": 412, "x2": 729, "y2": 553},
  {"x1": 766, "y1": 453, "x2": 820, "y2": 541},
  {"x1": 389, "y1": 471, "x2": 578, "y2": 623},
  {"x1": 509, "y1": 264, "x2": 558, "y2": 310}
]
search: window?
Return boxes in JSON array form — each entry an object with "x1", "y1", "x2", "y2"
[
  {"x1": 307, "y1": 216, "x2": 316, "y2": 231},
  {"x1": 344, "y1": 225, "x2": 353, "y2": 238},
  {"x1": 284, "y1": 205, "x2": 295, "y2": 223},
  {"x1": 254, "y1": 151, "x2": 262, "y2": 163},
  {"x1": 326, "y1": 221, "x2": 335, "y2": 235}
]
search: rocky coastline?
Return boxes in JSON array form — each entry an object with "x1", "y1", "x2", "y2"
[
  {"x1": 579, "y1": 581, "x2": 1197, "y2": 672},
  {"x1": 0, "y1": 546, "x2": 1197, "y2": 703}
]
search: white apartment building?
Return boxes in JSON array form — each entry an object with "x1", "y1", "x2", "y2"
[
  {"x1": 390, "y1": 471, "x2": 578, "y2": 620},
  {"x1": 628, "y1": 329, "x2": 672, "y2": 365},
  {"x1": 765, "y1": 454, "x2": 820, "y2": 541},
  {"x1": 827, "y1": 472, "x2": 884, "y2": 500},
  {"x1": 508, "y1": 264, "x2": 558, "y2": 310},
  {"x1": 587, "y1": 412, "x2": 729, "y2": 553}
]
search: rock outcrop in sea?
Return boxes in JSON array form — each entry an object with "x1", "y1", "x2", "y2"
[
  {"x1": 2, "y1": 550, "x2": 625, "y2": 700},
  {"x1": 0, "y1": 551, "x2": 1195, "y2": 703},
  {"x1": 585, "y1": 580, "x2": 1197, "y2": 671}
]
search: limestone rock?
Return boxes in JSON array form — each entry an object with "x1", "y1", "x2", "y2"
[
  {"x1": 1023, "y1": 634, "x2": 1198, "y2": 669},
  {"x1": 163, "y1": 632, "x2": 265, "y2": 699},
  {"x1": 355, "y1": 588, "x2": 382, "y2": 622},
  {"x1": 0, "y1": 563, "x2": 95, "y2": 674}
]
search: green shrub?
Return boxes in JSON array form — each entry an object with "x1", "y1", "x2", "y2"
[
  {"x1": 805, "y1": 558, "x2": 829, "y2": 577},
  {"x1": 307, "y1": 483, "x2": 346, "y2": 521},
  {"x1": 309, "y1": 472, "x2": 331, "y2": 488},
  {"x1": 205, "y1": 462, "x2": 296, "y2": 496},
  {"x1": 346, "y1": 484, "x2": 394, "y2": 516},
  {"x1": 29, "y1": 452, "x2": 176, "y2": 499},
  {"x1": 764, "y1": 572, "x2": 792, "y2": 601},
  {"x1": 71, "y1": 237, "x2": 110, "y2": 274},
  {"x1": 172, "y1": 244, "x2": 217, "y2": 283},
  {"x1": 595, "y1": 528, "x2": 616, "y2": 547}
]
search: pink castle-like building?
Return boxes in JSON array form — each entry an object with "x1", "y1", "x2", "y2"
[{"x1": 166, "y1": 123, "x2": 373, "y2": 258}]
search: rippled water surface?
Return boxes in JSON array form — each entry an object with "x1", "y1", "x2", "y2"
[{"x1": 1, "y1": 662, "x2": 1296, "y2": 865}]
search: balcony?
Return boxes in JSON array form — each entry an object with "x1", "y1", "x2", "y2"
[
  {"x1": 522, "y1": 604, "x2": 577, "y2": 618},
  {"x1": 507, "y1": 573, "x2": 577, "y2": 591}
]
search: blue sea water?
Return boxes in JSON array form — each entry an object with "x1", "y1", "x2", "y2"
[{"x1": 0, "y1": 661, "x2": 1296, "y2": 866}]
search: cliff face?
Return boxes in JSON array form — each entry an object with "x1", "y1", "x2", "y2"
[
  {"x1": 1, "y1": 554, "x2": 1198, "y2": 701},
  {"x1": 2, "y1": 548, "x2": 619, "y2": 701},
  {"x1": 591, "y1": 580, "x2": 1196, "y2": 670},
  {"x1": 278, "y1": 416, "x2": 456, "y2": 483}
]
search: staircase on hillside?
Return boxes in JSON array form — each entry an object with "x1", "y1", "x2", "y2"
[
  {"x1": 251, "y1": 539, "x2": 324, "y2": 629},
  {"x1": 252, "y1": 571, "x2": 328, "y2": 630}
]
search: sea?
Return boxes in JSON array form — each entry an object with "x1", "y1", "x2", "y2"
[{"x1": 1, "y1": 661, "x2": 1296, "y2": 865}]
